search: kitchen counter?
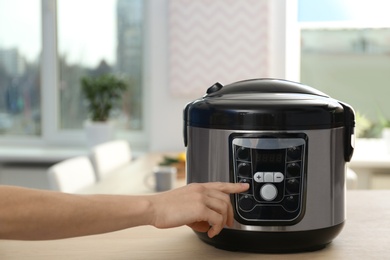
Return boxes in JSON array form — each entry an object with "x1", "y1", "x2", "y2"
[{"x1": 0, "y1": 190, "x2": 388, "y2": 259}]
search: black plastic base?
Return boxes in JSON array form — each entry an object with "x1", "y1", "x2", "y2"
[{"x1": 195, "y1": 222, "x2": 344, "y2": 253}]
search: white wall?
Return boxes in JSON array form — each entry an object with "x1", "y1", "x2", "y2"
[
  {"x1": 145, "y1": 0, "x2": 294, "y2": 152},
  {"x1": 145, "y1": 0, "x2": 192, "y2": 152}
]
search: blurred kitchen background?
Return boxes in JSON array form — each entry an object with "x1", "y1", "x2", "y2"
[{"x1": 1, "y1": 0, "x2": 390, "y2": 190}]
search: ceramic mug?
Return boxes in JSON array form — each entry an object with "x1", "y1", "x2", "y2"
[{"x1": 145, "y1": 166, "x2": 177, "y2": 192}]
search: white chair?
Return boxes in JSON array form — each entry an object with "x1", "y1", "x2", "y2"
[
  {"x1": 47, "y1": 156, "x2": 96, "y2": 193},
  {"x1": 90, "y1": 139, "x2": 132, "y2": 180}
]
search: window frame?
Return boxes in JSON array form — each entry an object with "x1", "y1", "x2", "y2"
[{"x1": 0, "y1": 0, "x2": 149, "y2": 150}]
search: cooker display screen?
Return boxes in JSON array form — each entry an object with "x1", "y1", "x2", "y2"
[
  {"x1": 257, "y1": 152, "x2": 284, "y2": 163},
  {"x1": 255, "y1": 149, "x2": 285, "y2": 171}
]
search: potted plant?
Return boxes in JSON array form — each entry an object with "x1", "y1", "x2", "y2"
[
  {"x1": 355, "y1": 111, "x2": 373, "y2": 139},
  {"x1": 81, "y1": 74, "x2": 128, "y2": 147},
  {"x1": 380, "y1": 117, "x2": 390, "y2": 153}
]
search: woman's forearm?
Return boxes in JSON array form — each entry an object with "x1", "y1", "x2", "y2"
[
  {"x1": 0, "y1": 186, "x2": 153, "y2": 240},
  {"x1": 0, "y1": 182, "x2": 248, "y2": 240}
]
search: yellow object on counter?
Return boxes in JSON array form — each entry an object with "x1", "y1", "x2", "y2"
[
  {"x1": 178, "y1": 152, "x2": 186, "y2": 162},
  {"x1": 159, "y1": 152, "x2": 186, "y2": 179}
]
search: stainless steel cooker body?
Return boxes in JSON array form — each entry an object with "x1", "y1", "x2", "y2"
[
  {"x1": 183, "y1": 79, "x2": 355, "y2": 252},
  {"x1": 186, "y1": 126, "x2": 346, "y2": 231}
]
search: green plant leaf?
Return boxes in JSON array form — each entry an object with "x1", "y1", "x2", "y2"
[{"x1": 80, "y1": 74, "x2": 128, "y2": 122}]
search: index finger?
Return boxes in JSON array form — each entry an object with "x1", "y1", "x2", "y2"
[{"x1": 201, "y1": 182, "x2": 249, "y2": 194}]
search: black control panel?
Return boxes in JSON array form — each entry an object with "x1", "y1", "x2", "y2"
[{"x1": 231, "y1": 135, "x2": 307, "y2": 225}]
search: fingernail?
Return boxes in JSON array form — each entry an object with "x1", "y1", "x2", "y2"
[{"x1": 208, "y1": 228, "x2": 215, "y2": 238}]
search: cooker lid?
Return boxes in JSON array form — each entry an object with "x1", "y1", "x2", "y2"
[
  {"x1": 184, "y1": 79, "x2": 354, "y2": 130},
  {"x1": 184, "y1": 78, "x2": 355, "y2": 161},
  {"x1": 205, "y1": 78, "x2": 329, "y2": 97}
]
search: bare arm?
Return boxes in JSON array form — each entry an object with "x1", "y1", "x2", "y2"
[
  {"x1": 0, "y1": 185, "x2": 153, "y2": 240},
  {"x1": 0, "y1": 183, "x2": 248, "y2": 240}
]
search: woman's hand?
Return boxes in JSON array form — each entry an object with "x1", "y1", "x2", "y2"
[
  {"x1": 147, "y1": 182, "x2": 249, "y2": 238},
  {"x1": 0, "y1": 182, "x2": 247, "y2": 240}
]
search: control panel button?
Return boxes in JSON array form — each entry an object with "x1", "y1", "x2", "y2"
[
  {"x1": 253, "y1": 172, "x2": 264, "y2": 183},
  {"x1": 237, "y1": 147, "x2": 250, "y2": 161},
  {"x1": 239, "y1": 195, "x2": 255, "y2": 211},
  {"x1": 254, "y1": 172, "x2": 284, "y2": 183},
  {"x1": 287, "y1": 163, "x2": 301, "y2": 177},
  {"x1": 287, "y1": 146, "x2": 301, "y2": 161},
  {"x1": 237, "y1": 163, "x2": 251, "y2": 177},
  {"x1": 286, "y1": 178, "x2": 300, "y2": 194},
  {"x1": 274, "y1": 172, "x2": 284, "y2": 183},
  {"x1": 260, "y1": 184, "x2": 277, "y2": 201},
  {"x1": 264, "y1": 172, "x2": 273, "y2": 182},
  {"x1": 283, "y1": 195, "x2": 299, "y2": 211}
]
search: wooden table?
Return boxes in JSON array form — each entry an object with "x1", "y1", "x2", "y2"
[{"x1": 0, "y1": 190, "x2": 388, "y2": 259}]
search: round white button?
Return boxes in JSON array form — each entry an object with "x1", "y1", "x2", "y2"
[{"x1": 260, "y1": 184, "x2": 277, "y2": 201}]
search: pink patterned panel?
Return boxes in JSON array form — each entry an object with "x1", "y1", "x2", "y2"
[{"x1": 169, "y1": 0, "x2": 270, "y2": 97}]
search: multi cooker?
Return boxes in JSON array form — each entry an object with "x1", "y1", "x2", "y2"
[{"x1": 183, "y1": 78, "x2": 355, "y2": 252}]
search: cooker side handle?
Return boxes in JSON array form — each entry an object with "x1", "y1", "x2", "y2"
[
  {"x1": 183, "y1": 102, "x2": 192, "y2": 147},
  {"x1": 339, "y1": 102, "x2": 355, "y2": 162}
]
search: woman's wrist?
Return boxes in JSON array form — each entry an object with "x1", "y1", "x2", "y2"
[{"x1": 130, "y1": 195, "x2": 156, "y2": 227}]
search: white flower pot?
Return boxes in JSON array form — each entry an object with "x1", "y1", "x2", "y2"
[
  {"x1": 84, "y1": 121, "x2": 115, "y2": 148},
  {"x1": 382, "y1": 128, "x2": 390, "y2": 153}
]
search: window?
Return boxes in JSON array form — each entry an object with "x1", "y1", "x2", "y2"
[
  {"x1": 0, "y1": 0, "x2": 41, "y2": 136},
  {"x1": 57, "y1": 0, "x2": 143, "y2": 131},
  {"x1": 298, "y1": 0, "x2": 390, "y2": 137},
  {"x1": 0, "y1": 0, "x2": 144, "y2": 145}
]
